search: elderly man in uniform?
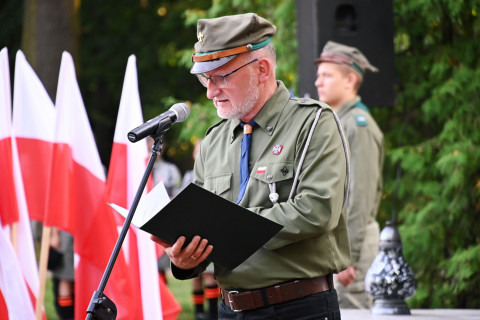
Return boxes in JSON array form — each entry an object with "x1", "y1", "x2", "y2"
[
  {"x1": 152, "y1": 13, "x2": 350, "y2": 319},
  {"x1": 315, "y1": 41, "x2": 384, "y2": 309}
]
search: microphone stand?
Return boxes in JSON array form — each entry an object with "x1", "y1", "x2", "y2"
[{"x1": 86, "y1": 119, "x2": 172, "y2": 319}]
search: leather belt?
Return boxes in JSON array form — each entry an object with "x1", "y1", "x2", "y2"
[{"x1": 221, "y1": 275, "x2": 332, "y2": 312}]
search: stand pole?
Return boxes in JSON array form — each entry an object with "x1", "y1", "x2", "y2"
[{"x1": 85, "y1": 134, "x2": 165, "y2": 319}]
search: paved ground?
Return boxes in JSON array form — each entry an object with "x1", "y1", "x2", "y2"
[{"x1": 341, "y1": 309, "x2": 480, "y2": 320}]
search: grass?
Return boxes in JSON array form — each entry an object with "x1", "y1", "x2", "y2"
[
  {"x1": 168, "y1": 276, "x2": 195, "y2": 320},
  {"x1": 45, "y1": 276, "x2": 57, "y2": 319},
  {"x1": 44, "y1": 274, "x2": 195, "y2": 319}
]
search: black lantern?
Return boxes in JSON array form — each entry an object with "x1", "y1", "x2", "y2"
[{"x1": 365, "y1": 221, "x2": 416, "y2": 314}]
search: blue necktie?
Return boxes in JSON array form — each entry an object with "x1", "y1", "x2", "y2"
[{"x1": 236, "y1": 121, "x2": 257, "y2": 204}]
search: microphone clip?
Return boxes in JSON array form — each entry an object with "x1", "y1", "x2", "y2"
[{"x1": 86, "y1": 290, "x2": 117, "y2": 320}]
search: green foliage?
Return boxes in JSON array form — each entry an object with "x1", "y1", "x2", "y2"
[
  {"x1": 374, "y1": 0, "x2": 480, "y2": 308},
  {"x1": 78, "y1": 0, "x2": 210, "y2": 168}
]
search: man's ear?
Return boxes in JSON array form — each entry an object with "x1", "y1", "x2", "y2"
[
  {"x1": 258, "y1": 58, "x2": 271, "y2": 83},
  {"x1": 346, "y1": 72, "x2": 359, "y2": 90}
]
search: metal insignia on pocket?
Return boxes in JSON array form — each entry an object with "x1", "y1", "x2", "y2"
[{"x1": 272, "y1": 144, "x2": 283, "y2": 155}]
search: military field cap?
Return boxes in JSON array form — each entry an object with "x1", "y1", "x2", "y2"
[
  {"x1": 315, "y1": 41, "x2": 378, "y2": 75},
  {"x1": 190, "y1": 13, "x2": 277, "y2": 74}
]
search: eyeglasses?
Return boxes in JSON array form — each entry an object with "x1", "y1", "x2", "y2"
[{"x1": 196, "y1": 59, "x2": 259, "y2": 88}]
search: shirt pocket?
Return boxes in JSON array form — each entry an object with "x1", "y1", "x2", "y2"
[
  {"x1": 250, "y1": 162, "x2": 294, "y2": 200},
  {"x1": 204, "y1": 173, "x2": 233, "y2": 200}
]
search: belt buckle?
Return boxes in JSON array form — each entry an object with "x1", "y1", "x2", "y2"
[{"x1": 227, "y1": 290, "x2": 242, "y2": 312}]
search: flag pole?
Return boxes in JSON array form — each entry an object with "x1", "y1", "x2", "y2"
[
  {"x1": 10, "y1": 223, "x2": 18, "y2": 252},
  {"x1": 36, "y1": 225, "x2": 51, "y2": 320}
]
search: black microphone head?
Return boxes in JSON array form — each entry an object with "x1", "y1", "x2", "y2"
[{"x1": 171, "y1": 103, "x2": 190, "y2": 122}]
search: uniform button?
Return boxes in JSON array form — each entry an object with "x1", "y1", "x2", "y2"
[
  {"x1": 267, "y1": 174, "x2": 273, "y2": 181},
  {"x1": 266, "y1": 126, "x2": 273, "y2": 133},
  {"x1": 301, "y1": 98, "x2": 308, "y2": 103},
  {"x1": 211, "y1": 189, "x2": 216, "y2": 194}
]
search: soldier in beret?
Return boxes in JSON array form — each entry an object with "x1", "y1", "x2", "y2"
[
  {"x1": 315, "y1": 41, "x2": 384, "y2": 309},
  {"x1": 153, "y1": 13, "x2": 350, "y2": 319}
]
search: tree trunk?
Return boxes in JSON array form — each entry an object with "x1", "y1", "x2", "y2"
[{"x1": 21, "y1": 0, "x2": 79, "y2": 101}]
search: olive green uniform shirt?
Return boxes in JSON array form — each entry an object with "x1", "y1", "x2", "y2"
[
  {"x1": 336, "y1": 96, "x2": 384, "y2": 264},
  {"x1": 173, "y1": 81, "x2": 350, "y2": 290}
]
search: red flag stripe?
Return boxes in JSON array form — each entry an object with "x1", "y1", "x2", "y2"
[
  {"x1": 0, "y1": 138, "x2": 20, "y2": 226},
  {"x1": 14, "y1": 137, "x2": 53, "y2": 222}
]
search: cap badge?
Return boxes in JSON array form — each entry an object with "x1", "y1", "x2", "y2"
[
  {"x1": 272, "y1": 144, "x2": 283, "y2": 155},
  {"x1": 197, "y1": 32, "x2": 204, "y2": 43}
]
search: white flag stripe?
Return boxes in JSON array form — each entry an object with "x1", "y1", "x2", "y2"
[
  {"x1": 114, "y1": 55, "x2": 144, "y2": 145},
  {"x1": 136, "y1": 229, "x2": 162, "y2": 318},
  {"x1": 120, "y1": 56, "x2": 151, "y2": 200},
  {"x1": 55, "y1": 51, "x2": 105, "y2": 181},
  {"x1": 12, "y1": 51, "x2": 55, "y2": 141}
]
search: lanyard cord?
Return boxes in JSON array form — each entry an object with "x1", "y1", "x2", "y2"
[
  {"x1": 288, "y1": 107, "x2": 323, "y2": 200},
  {"x1": 288, "y1": 107, "x2": 351, "y2": 211}
]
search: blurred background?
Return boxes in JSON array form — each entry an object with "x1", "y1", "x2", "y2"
[{"x1": 1, "y1": 0, "x2": 479, "y2": 311}]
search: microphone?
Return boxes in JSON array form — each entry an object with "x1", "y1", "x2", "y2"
[{"x1": 128, "y1": 103, "x2": 190, "y2": 142}]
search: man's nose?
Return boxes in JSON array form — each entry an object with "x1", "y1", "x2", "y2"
[{"x1": 206, "y1": 80, "x2": 221, "y2": 99}]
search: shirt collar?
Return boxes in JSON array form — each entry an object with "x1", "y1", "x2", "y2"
[
  {"x1": 336, "y1": 96, "x2": 361, "y2": 117},
  {"x1": 228, "y1": 81, "x2": 291, "y2": 142}
]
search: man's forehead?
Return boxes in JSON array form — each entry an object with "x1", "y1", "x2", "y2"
[{"x1": 318, "y1": 61, "x2": 345, "y2": 72}]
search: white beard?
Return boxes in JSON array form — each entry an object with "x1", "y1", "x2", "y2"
[{"x1": 217, "y1": 71, "x2": 259, "y2": 120}]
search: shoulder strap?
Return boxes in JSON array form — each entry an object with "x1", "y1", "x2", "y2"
[{"x1": 354, "y1": 100, "x2": 370, "y2": 113}]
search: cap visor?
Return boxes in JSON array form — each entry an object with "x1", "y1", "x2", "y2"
[{"x1": 190, "y1": 55, "x2": 236, "y2": 74}]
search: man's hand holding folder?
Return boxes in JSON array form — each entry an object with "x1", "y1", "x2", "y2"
[{"x1": 151, "y1": 235, "x2": 213, "y2": 270}]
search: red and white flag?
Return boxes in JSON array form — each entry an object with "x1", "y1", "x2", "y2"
[
  {"x1": 0, "y1": 47, "x2": 38, "y2": 319},
  {"x1": 44, "y1": 51, "x2": 135, "y2": 319},
  {"x1": 11, "y1": 49, "x2": 54, "y2": 319},
  {"x1": 0, "y1": 225, "x2": 36, "y2": 319},
  {"x1": 12, "y1": 50, "x2": 56, "y2": 223},
  {"x1": 105, "y1": 54, "x2": 181, "y2": 320},
  {"x1": 0, "y1": 47, "x2": 19, "y2": 227}
]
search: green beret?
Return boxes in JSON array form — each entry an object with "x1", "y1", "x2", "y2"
[
  {"x1": 191, "y1": 13, "x2": 277, "y2": 74},
  {"x1": 315, "y1": 41, "x2": 378, "y2": 75}
]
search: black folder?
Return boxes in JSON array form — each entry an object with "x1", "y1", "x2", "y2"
[{"x1": 110, "y1": 183, "x2": 283, "y2": 270}]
